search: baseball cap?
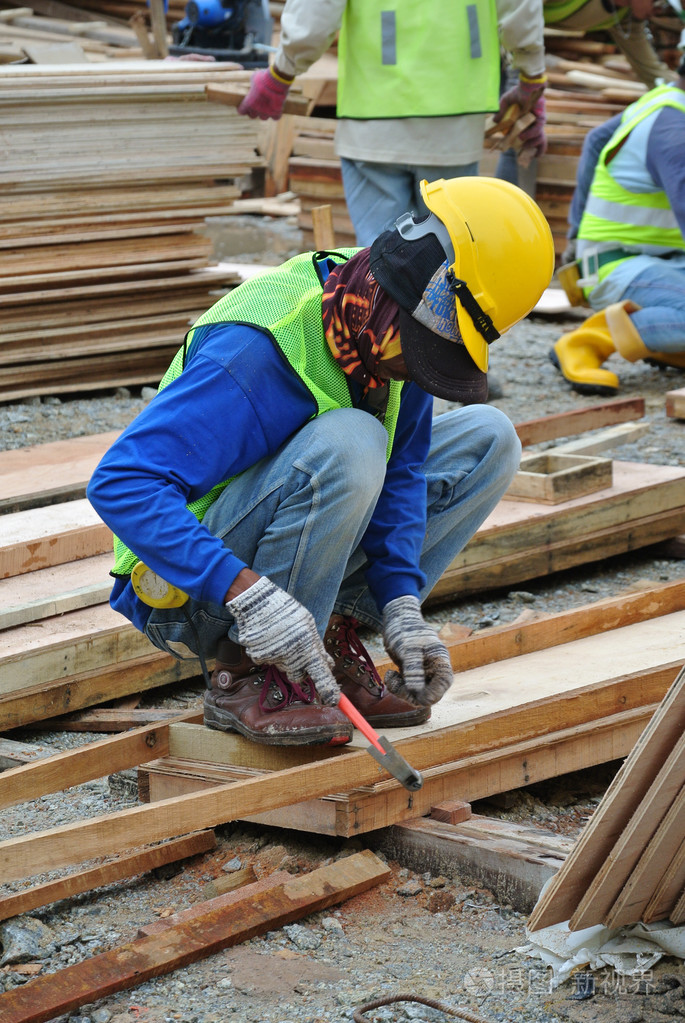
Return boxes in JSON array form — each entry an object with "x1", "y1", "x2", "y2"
[{"x1": 369, "y1": 226, "x2": 488, "y2": 403}]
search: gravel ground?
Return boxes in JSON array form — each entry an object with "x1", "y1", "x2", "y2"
[{"x1": 1, "y1": 215, "x2": 685, "y2": 1023}]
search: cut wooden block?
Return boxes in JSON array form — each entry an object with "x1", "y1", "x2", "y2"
[
  {"x1": 0, "y1": 500, "x2": 112, "y2": 579},
  {"x1": 0, "y1": 831, "x2": 216, "y2": 923},
  {"x1": 505, "y1": 453, "x2": 613, "y2": 504},
  {"x1": 0, "y1": 851, "x2": 390, "y2": 1023},
  {"x1": 430, "y1": 800, "x2": 472, "y2": 825},
  {"x1": 666, "y1": 387, "x2": 685, "y2": 419}
]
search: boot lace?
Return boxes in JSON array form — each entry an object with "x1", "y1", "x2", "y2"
[
  {"x1": 335, "y1": 617, "x2": 384, "y2": 693},
  {"x1": 259, "y1": 665, "x2": 316, "y2": 713}
]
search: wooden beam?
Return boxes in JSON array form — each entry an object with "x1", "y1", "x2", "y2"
[
  {"x1": 0, "y1": 831, "x2": 216, "y2": 923},
  {"x1": 515, "y1": 397, "x2": 644, "y2": 447},
  {"x1": 0, "y1": 851, "x2": 390, "y2": 1023},
  {"x1": 527, "y1": 663, "x2": 685, "y2": 932},
  {"x1": 568, "y1": 732, "x2": 685, "y2": 929}
]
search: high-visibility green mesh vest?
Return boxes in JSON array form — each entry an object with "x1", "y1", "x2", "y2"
[
  {"x1": 337, "y1": 0, "x2": 500, "y2": 119},
  {"x1": 543, "y1": 0, "x2": 626, "y2": 30},
  {"x1": 113, "y1": 251, "x2": 404, "y2": 577},
  {"x1": 578, "y1": 85, "x2": 685, "y2": 289}
]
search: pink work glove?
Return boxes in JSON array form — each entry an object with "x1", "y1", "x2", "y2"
[
  {"x1": 494, "y1": 73, "x2": 547, "y2": 120},
  {"x1": 238, "y1": 66, "x2": 291, "y2": 121},
  {"x1": 518, "y1": 91, "x2": 547, "y2": 159}
]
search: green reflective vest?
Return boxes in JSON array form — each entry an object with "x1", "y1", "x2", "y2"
[
  {"x1": 543, "y1": 0, "x2": 626, "y2": 30},
  {"x1": 337, "y1": 0, "x2": 500, "y2": 119},
  {"x1": 578, "y1": 84, "x2": 685, "y2": 287},
  {"x1": 113, "y1": 251, "x2": 404, "y2": 576}
]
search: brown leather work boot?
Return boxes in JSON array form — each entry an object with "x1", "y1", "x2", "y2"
[
  {"x1": 324, "y1": 613, "x2": 430, "y2": 727},
  {"x1": 204, "y1": 637, "x2": 353, "y2": 746}
]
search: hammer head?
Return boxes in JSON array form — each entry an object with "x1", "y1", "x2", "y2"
[{"x1": 366, "y1": 736, "x2": 423, "y2": 792}]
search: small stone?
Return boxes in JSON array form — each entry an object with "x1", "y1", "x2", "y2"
[
  {"x1": 221, "y1": 857, "x2": 243, "y2": 872},
  {"x1": 396, "y1": 878, "x2": 423, "y2": 897},
  {"x1": 321, "y1": 916, "x2": 344, "y2": 934},
  {"x1": 507, "y1": 591, "x2": 536, "y2": 603}
]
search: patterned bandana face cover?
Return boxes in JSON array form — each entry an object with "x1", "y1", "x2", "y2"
[{"x1": 321, "y1": 249, "x2": 402, "y2": 391}]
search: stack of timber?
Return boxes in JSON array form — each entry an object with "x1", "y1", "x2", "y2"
[
  {"x1": 0, "y1": 583, "x2": 683, "y2": 873},
  {"x1": 0, "y1": 60, "x2": 262, "y2": 401},
  {"x1": 3, "y1": 397, "x2": 685, "y2": 731},
  {"x1": 0, "y1": 3, "x2": 143, "y2": 63},
  {"x1": 529, "y1": 662, "x2": 685, "y2": 931}
]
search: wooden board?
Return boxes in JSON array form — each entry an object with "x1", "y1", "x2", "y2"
[
  {"x1": 505, "y1": 453, "x2": 612, "y2": 504},
  {"x1": 0, "y1": 851, "x2": 390, "y2": 1023},
  {"x1": 528, "y1": 663, "x2": 685, "y2": 932},
  {"x1": 666, "y1": 387, "x2": 685, "y2": 419}
]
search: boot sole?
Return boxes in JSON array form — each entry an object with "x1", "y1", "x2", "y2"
[
  {"x1": 362, "y1": 707, "x2": 431, "y2": 728},
  {"x1": 203, "y1": 704, "x2": 352, "y2": 747},
  {"x1": 548, "y1": 349, "x2": 618, "y2": 396}
]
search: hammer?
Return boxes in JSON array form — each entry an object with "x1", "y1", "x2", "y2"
[{"x1": 338, "y1": 694, "x2": 424, "y2": 792}]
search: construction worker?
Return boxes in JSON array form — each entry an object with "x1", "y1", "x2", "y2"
[
  {"x1": 497, "y1": 0, "x2": 675, "y2": 194},
  {"x1": 235, "y1": 0, "x2": 546, "y2": 245},
  {"x1": 550, "y1": 58, "x2": 685, "y2": 394},
  {"x1": 87, "y1": 177, "x2": 554, "y2": 748}
]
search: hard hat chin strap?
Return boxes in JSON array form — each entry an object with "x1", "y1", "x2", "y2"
[
  {"x1": 394, "y1": 210, "x2": 456, "y2": 267},
  {"x1": 446, "y1": 270, "x2": 500, "y2": 344}
]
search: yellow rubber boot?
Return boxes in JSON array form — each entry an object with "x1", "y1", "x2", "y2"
[
  {"x1": 607, "y1": 302, "x2": 685, "y2": 370},
  {"x1": 549, "y1": 308, "x2": 620, "y2": 395}
]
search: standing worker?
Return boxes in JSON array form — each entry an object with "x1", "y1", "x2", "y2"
[
  {"x1": 497, "y1": 0, "x2": 674, "y2": 194},
  {"x1": 550, "y1": 60, "x2": 685, "y2": 394},
  {"x1": 87, "y1": 177, "x2": 554, "y2": 748},
  {"x1": 236, "y1": 0, "x2": 546, "y2": 245}
]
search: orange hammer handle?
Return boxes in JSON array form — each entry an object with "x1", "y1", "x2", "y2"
[{"x1": 337, "y1": 694, "x2": 385, "y2": 754}]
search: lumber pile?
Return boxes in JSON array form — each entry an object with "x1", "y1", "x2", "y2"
[
  {"x1": 0, "y1": 60, "x2": 263, "y2": 401},
  {"x1": 529, "y1": 662, "x2": 685, "y2": 931},
  {"x1": 3, "y1": 398, "x2": 685, "y2": 731}
]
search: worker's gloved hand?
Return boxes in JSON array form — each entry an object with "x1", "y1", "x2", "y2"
[
  {"x1": 238, "y1": 66, "x2": 292, "y2": 121},
  {"x1": 381, "y1": 595, "x2": 453, "y2": 707},
  {"x1": 517, "y1": 91, "x2": 547, "y2": 161},
  {"x1": 494, "y1": 72, "x2": 547, "y2": 122},
  {"x1": 225, "y1": 575, "x2": 340, "y2": 705}
]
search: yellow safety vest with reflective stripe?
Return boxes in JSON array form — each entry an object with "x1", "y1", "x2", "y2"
[
  {"x1": 543, "y1": 0, "x2": 626, "y2": 30},
  {"x1": 337, "y1": 0, "x2": 500, "y2": 119},
  {"x1": 578, "y1": 84, "x2": 685, "y2": 285},
  {"x1": 112, "y1": 251, "x2": 404, "y2": 577}
]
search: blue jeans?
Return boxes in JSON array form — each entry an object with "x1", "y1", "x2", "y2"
[
  {"x1": 619, "y1": 261, "x2": 685, "y2": 354},
  {"x1": 340, "y1": 158, "x2": 479, "y2": 246},
  {"x1": 145, "y1": 405, "x2": 521, "y2": 661}
]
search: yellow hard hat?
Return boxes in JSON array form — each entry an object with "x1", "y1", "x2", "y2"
[{"x1": 419, "y1": 176, "x2": 555, "y2": 372}]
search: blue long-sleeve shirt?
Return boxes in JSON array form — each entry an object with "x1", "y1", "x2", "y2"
[{"x1": 87, "y1": 319, "x2": 434, "y2": 633}]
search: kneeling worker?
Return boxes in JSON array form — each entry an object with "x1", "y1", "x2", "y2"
[
  {"x1": 551, "y1": 57, "x2": 685, "y2": 394},
  {"x1": 88, "y1": 177, "x2": 554, "y2": 747}
]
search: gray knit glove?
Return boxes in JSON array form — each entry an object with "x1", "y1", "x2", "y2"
[
  {"x1": 225, "y1": 576, "x2": 341, "y2": 706},
  {"x1": 381, "y1": 595, "x2": 453, "y2": 707}
]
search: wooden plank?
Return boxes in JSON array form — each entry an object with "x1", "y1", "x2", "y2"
[
  {"x1": 0, "y1": 500, "x2": 111, "y2": 578},
  {"x1": 0, "y1": 851, "x2": 390, "y2": 1023},
  {"x1": 505, "y1": 453, "x2": 612, "y2": 504},
  {"x1": 515, "y1": 397, "x2": 644, "y2": 446},
  {"x1": 643, "y1": 832, "x2": 685, "y2": 925},
  {"x1": 0, "y1": 831, "x2": 216, "y2": 923},
  {"x1": 206, "y1": 82, "x2": 310, "y2": 116},
  {"x1": 380, "y1": 578, "x2": 685, "y2": 677},
  {"x1": 604, "y1": 785, "x2": 685, "y2": 928},
  {"x1": 145, "y1": 705, "x2": 653, "y2": 838},
  {"x1": 568, "y1": 732, "x2": 685, "y2": 929},
  {"x1": 527, "y1": 663, "x2": 685, "y2": 932},
  {"x1": 27, "y1": 706, "x2": 198, "y2": 733},
  {"x1": 548, "y1": 421, "x2": 650, "y2": 456},
  {"x1": 0, "y1": 663, "x2": 674, "y2": 880},
  {"x1": 670, "y1": 885, "x2": 685, "y2": 925},
  {"x1": 371, "y1": 815, "x2": 571, "y2": 913},
  {"x1": 0, "y1": 722, "x2": 174, "y2": 810},
  {"x1": 0, "y1": 655, "x2": 203, "y2": 732}
]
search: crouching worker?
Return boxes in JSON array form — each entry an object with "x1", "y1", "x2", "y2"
[
  {"x1": 87, "y1": 177, "x2": 554, "y2": 747},
  {"x1": 551, "y1": 59, "x2": 685, "y2": 395}
]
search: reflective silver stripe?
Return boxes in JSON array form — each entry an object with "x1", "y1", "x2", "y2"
[
  {"x1": 585, "y1": 195, "x2": 680, "y2": 231},
  {"x1": 467, "y1": 5, "x2": 482, "y2": 59},
  {"x1": 381, "y1": 10, "x2": 396, "y2": 65}
]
